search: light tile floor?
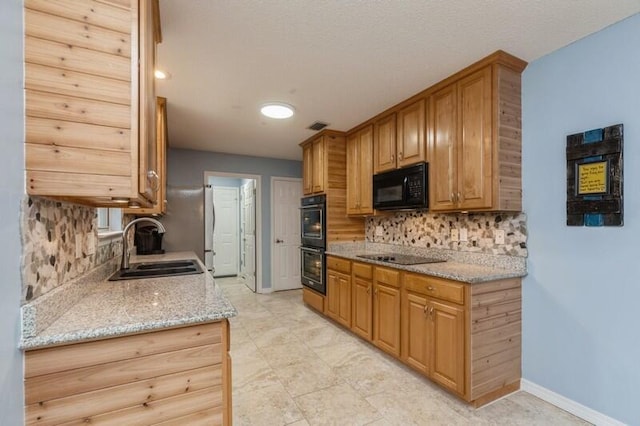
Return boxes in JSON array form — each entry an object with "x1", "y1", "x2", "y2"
[{"x1": 217, "y1": 277, "x2": 590, "y2": 426}]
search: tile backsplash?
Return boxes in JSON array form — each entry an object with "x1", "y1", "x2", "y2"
[
  {"x1": 366, "y1": 211, "x2": 527, "y2": 257},
  {"x1": 21, "y1": 197, "x2": 122, "y2": 303}
]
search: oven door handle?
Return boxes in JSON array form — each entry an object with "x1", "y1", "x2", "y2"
[
  {"x1": 299, "y1": 204, "x2": 324, "y2": 210},
  {"x1": 300, "y1": 246, "x2": 322, "y2": 253}
]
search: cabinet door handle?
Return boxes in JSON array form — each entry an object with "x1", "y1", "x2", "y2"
[
  {"x1": 374, "y1": 288, "x2": 378, "y2": 296},
  {"x1": 398, "y1": 152, "x2": 403, "y2": 161},
  {"x1": 367, "y1": 286, "x2": 371, "y2": 295},
  {"x1": 429, "y1": 306, "x2": 434, "y2": 317},
  {"x1": 450, "y1": 192, "x2": 455, "y2": 203},
  {"x1": 423, "y1": 304, "x2": 428, "y2": 316},
  {"x1": 147, "y1": 170, "x2": 160, "y2": 192},
  {"x1": 457, "y1": 192, "x2": 462, "y2": 203}
]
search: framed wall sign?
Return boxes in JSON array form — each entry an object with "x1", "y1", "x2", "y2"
[{"x1": 566, "y1": 124, "x2": 623, "y2": 226}]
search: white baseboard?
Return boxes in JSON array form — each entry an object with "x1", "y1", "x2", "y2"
[{"x1": 520, "y1": 379, "x2": 625, "y2": 426}]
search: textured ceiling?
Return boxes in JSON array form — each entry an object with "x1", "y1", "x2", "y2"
[{"x1": 156, "y1": 1, "x2": 640, "y2": 161}]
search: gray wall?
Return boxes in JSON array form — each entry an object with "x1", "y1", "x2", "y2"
[
  {"x1": 522, "y1": 13, "x2": 640, "y2": 424},
  {"x1": 0, "y1": 0, "x2": 25, "y2": 423},
  {"x1": 168, "y1": 148, "x2": 302, "y2": 289}
]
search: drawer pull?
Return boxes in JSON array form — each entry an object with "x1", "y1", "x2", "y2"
[{"x1": 427, "y1": 286, "x2": 435, "y2": 291}]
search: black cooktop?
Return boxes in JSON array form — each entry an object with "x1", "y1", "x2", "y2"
[{"x1": 356, "y1": 253, "x2": 446, "y2": 265}]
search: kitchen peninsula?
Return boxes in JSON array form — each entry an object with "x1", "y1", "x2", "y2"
[{"x1": 20, "y1": 252, "x2": 236, "y2": 425}]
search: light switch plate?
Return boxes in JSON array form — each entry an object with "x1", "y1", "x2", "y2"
[
  {"x1": 494, "y1": 229, "x2": 505, "y2": 245},
  {"x1": 459, "y1": 228, "x2": 468, "y2": 242},
  {"x1": 375, "y1": 226, "x2": 384, "y2": 236},
  {"x1": 450, "y1": 228, "x2": 459, "y2": 242}
]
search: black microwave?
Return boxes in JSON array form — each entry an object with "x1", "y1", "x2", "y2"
[{"x1": 373, "y1": 162, "x2": 428, "y2": 210}]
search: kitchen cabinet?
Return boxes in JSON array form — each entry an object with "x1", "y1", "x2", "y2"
[
  {"x1": 428, "y1": 57, "x2": 525, "y2": 212},
  {"x1": 24, "y1": 0, "x2": 162, "y2": 207},
  {"x1": 299, "y1": 130, "x2": 365, "y2": 242},
  {"x1": 326, "y1": 256, "x2": 352, "y2": 328},
  {"x1": 24, "y1": 321, "x2": 231, "y2": 425},
  {"x1": 346, "y1": 125, "x2": 374, "y2": 215},
  {"x1": 304, "y1": 254, "x2": 523, "y2": 407},
  {"x1": 402, "y1": 273, "x2": 465, "y2": 395},
  {"x1": 351, "y1": 261, "x2": 373, "y2": 340},
  {"x1": 373, "y1": 99, "x2": 425, "y2": 173},
  {"x1": 126, "y1": 96, "x2": 168, "y2": 215},
  {"x1": 372, "y1": 266, "x2": 401, "y2": 357}
]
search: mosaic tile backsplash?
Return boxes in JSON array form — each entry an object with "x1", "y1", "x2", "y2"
[
  {"x1": 366, "y1": 211, "x2": 527, "y2": 257},
  {"x1": 21, "y1": 197, "x2": 122, "y2": 303}
]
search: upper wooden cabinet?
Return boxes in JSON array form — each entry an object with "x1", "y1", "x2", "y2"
[
  {"x1": 428, "y1": 57, "x2": 524, "y2": 212},
  {"x1": 24, "y1": 0, "x2": 162, "y2": 207},
  {"x1": 301, "y1": 133, "x2": 332, "y2": 195},
  {"x1": 126, "y1": 97, "x2": 167, "y2": 216},
  {"x1": 346, "y1": 125, "x2": 373, "y2": 215},
  {"x1": 373, "y1": 99, "x2": 425, "y2": 173}
]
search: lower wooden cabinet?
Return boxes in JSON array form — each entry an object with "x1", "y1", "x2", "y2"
[
  {"x1": 373, "y1": 266, "x2": 401, "y2": 357},
  {"x1": 24, "y1": 321, "x2": 231, "y2": 426},
  {"x1": 351, "y1": 262, "x2": 373, "y2": 340},
  {"x1": 306, "y1": 255, "x2": 522, "y2": 407},
  {"x1": 326, "y1": 256, "x2": 352, "y2": 328}
]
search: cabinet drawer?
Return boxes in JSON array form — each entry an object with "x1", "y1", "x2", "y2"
[
  {"x1": 327, "y1": 256, "x2": 351, "y2": 274},
  {"x1": 303, "y1": 287, "x2": 325, "y2": 312},
  {"x1": 374, "y1": 266, "x2": 401, "y2": 288},
  {"x1": 404, "y1": 273, "x2": 465, "y2": 305},
  {"x1": 352, "y1": 262, "x2": 372, "y2": 279}
]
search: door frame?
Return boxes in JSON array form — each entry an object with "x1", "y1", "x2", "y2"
[
  {"x1": 204, "y1": 171, "x2": 263, "y2": 293},
  {"x1": 270, "y1": 177, "x2": 303, "y2": 292}
]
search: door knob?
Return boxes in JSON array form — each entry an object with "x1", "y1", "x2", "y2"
[{"x1": 275, "y1": 239, "x2": 283, "y2": 243}]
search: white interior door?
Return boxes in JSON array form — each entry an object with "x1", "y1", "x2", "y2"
[
  {"x1": 272, "y1": 178, "x2": 302, "y2": 291},
  {"x1": 241, "y1": 181, "x2": 256, "y2": 291},
  {"x1": 213, "y1": 187, "x2": 239, "y2": 277}
]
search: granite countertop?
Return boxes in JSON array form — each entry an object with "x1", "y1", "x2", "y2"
[
  {"x1": 21, "y1": 252, "x2": 237, "y2": 350},
  {"x1": 326, "y1": 242, "x2": 527, "y2": 283}
]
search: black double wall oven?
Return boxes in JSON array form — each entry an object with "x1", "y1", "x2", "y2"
[{"x1": 300, "y1": 194, "x2": 326, "y2": 295}]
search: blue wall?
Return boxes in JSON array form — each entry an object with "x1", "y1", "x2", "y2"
[
  {"x1": 167, "y1": 148, "x2": 302, "y2": 289},
  {"x1": 0, "y1": 0, "x2": 25, "y2": 423},
  {"x1": 522, "y1": 13, "x2": 640, "y2": 424}
]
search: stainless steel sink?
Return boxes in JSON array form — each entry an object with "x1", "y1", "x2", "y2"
[{"x1": 108, "y1": 259, "x2": 204, "y2": 281}]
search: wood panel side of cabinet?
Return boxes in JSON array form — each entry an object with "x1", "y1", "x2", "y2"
[
  {"x1": 469, "y1": 278, "x2": 522, "y2": 404},
  {"x1": 494, "y1": 65, "x2": 523, "y2": 211}
]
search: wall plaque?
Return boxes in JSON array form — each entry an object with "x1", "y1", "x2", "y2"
[{"x1": 566, "y1": 124, "x2": 623, "y2": 226}]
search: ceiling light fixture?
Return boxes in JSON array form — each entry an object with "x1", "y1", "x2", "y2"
[{"x1": 260, "y1": 102, "x2": 295, "y2": 119}]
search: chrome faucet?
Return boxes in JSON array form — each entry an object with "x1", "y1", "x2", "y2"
[{"x1": 121, "y1": 217, "x2": 166, "y2": 270}]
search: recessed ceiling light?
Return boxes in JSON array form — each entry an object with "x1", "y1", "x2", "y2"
[
  {"x1": 260, "y1": 103, "x2": 295, "y2": 119},
  {"x1": 154, "y1": 69, "x2": 170, "y2": 79}
]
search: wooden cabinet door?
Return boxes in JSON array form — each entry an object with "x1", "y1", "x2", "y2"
[
  {"x1": 396, "y1": 99, "x2": 425, "y2": 168},
  {"x1": 347, "y1": 126, "x2": 373, "y2": 215},
  {"x1": 346, "y1": 132, "x2": 360, "y2": 214},
  {"x1": 402, "y1": 291, "x2": 429, "y2": 374},
  {"x1": 311, "y1": 137, "x2": 325, "y2": 193},
  {"x1": 326, "y1": 269, "x2": 350, "y2": 327},
  {"x1": 374, "y1": 113, "x2": 396, "y2": 173},
  {"x1": 337, "y1": 272, "x2": 352, "y2": 328},
  {"x1": 302, "y1": 143, "x2": 313, "y2": 195},
  {"x1": 358, "y1": 125, "x2": 374, "y2": 214},
  {"x1": 457, "y1": 67, "x2": 492, "y2": 209},
  {"x1": 373, "y1": 283, "x2": 401, "y2": 357},
  {"x1": 138, "y1": 0, "x2": 158, "y2": 204},
  {"x1": 429, "y1": 299, "x2": 465, "y2": 395},
  {"x1": 429, "y1": 84, "x2": 458, "y2": 211},
  {"x1": 351, "y1": 275, "x2": 372, "y2": 340},
  {"x1": 325, "y1": 269, "x2": 340, "y2": 320}
]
